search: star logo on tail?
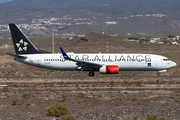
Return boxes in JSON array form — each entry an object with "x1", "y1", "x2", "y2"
[{"x1": 16, "y1": 39, "x2": 28, "y2": 52}]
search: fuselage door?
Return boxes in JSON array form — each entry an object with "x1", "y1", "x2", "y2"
[
  {"x1": 145, "y1": 55, "x2": 151, "y2": 63},
  {"x1": 37, "y1": 56, "x2": 41, "y2": 65},
  {"x1": 155, "y1": 57, "x2": 159, "y2": 65}
]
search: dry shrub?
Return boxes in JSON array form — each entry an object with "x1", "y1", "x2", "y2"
[
  {"x1": 22, "y1": 91, "x2": 32, "y2": 98},
  {"x1": 146, "y1": 114, "x2": 166, "y2": 120},
  {"x1": 12, "y1": 98, "x2": 19, "y2": 105},
  {"x1": 1, "y1": 86, "x2": 9, "y2": 92},
  {"x1": 120, "y1": 114, "x2": 144, "y2": 120},
  {"x1": 47, "y1": 103, "x2": 70, "y2": 117},
  {"x1": 61, "y1": 114, "x2": 76, "y2": 120}
]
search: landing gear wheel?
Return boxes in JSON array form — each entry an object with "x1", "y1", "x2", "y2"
[
  {"x1": 89, "y1": 71, "x2": 95, "y2": 77},
  {"x1": 157, "y1": 72, "x2": 161, "y2": 76}
]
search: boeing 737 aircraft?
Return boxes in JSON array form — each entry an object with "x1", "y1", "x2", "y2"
[{"x1": 7, "y1": 24, "x2": 177, "y2": 76}]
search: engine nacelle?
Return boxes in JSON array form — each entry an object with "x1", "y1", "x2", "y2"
[{"x1": 99, "y1": 65, "x2": 119, "y2": 74}]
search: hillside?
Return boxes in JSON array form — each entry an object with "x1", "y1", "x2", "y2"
[
  {"x1": 4, "y1": 0, "x2": 180, "y2": 8},
  {"x1": 1, "y1": 0, "x2": 180, "y2": 36}
]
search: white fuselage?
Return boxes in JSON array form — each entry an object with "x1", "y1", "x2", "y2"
[{"x1": 14, "y1": 53, "x2": 176, "y2": 72}]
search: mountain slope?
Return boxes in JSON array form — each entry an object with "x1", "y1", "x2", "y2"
[
  {"x1": 1, "y1": 0, "x2": 180, "y2": 35},
  {"x1": 2, "y1": 0, "x2": 179, "y2": 17},
  {"x1": 6, "y1": 0, "x2": 180, "y2": 7}
]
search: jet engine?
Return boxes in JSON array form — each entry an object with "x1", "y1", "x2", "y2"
[{"x1": 99, "y1": 65, "x2": 119, "y2": 74}]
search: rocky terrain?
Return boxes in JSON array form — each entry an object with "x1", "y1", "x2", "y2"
[
  {"x1": 0, "y1": 32, "x2": 179, "y2": 119},
  {"x1": 0, "y1": 77, "x2": 180, "y2": 120}
]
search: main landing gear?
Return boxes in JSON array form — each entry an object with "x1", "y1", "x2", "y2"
[
  {"x1": 89, "y1": 71, "x2": 95, "y2": 77},
  {"x1": 157, "y1": 72, "x2": 161, "y2": 76}
]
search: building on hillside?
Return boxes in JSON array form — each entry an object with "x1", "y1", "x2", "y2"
[
  {"x1": 104, "y1": 21, "x2": 117, "y2": 25},
  {"x1": 149, "y1": 38, "x2": 160, "y2": 43},
  {"x1": 171, "y1": 42, "x2": 178, "y2": 45},
  {"x1": 1, "y1": 44, "x2": 11, "y2": 48},
  {"x1": 158, "y1": 42, "x2": 164, "y2": 44},
  {"x1": 78, "y1": 35, "x2": 86, "y2": 37},
  {"x1": 150, "y1": 39, "x2": 156, "y2": 43}
]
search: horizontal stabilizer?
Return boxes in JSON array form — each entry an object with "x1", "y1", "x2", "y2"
[{"x1": 6, "y1": 53, "x2": 27, "y2": 59}]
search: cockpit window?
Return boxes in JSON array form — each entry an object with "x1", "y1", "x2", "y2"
[{"x1": 163, "y1": 59, "x2": 170, "y2": 61}]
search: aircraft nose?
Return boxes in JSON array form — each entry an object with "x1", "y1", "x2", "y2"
[{"x1": 171, "y1": 61, "x2": 177, "y2": 67}]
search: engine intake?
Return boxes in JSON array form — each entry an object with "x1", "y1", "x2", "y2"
[{"x1": 100, "y1": 65, "x2": 119, "y2": 74}]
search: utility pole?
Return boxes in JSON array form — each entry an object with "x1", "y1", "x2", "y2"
[
  {"x1": 52, "y1": 28, "x2": 54, "y2": 53},
  {"x1": 106, "y1": 39, "x2": 109, "y2": 53}
]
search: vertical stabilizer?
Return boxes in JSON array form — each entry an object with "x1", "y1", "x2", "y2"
[{"x1": 9, "y1": 24, "x2": 47, "y2": 54}]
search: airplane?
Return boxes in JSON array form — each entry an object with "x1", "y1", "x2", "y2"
[{"x1": 7, "y1": 23, "x2": 177, "y2": 77}]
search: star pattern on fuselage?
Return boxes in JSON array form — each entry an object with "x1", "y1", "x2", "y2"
[{"x1": 16, "y1": 39, "x2": 28, "y2": 52}]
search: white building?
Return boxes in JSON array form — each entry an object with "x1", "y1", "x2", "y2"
[
  {"x1": 149, "y1": 38, "x2": 160, "y2": 43},
  {"x1": 171, "y1": 42, "x2": 178, "y2": 45},
  {"x1": 104, "y1": 21, "x2": 117, "y2": 25}
]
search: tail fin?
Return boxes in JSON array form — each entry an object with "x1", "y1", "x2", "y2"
[{"x1": 9, "y1": 23, "x2": 48, "y2": 54}]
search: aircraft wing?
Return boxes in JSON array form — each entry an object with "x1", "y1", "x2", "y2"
[
  {"x1": 6, "y1": 53, "x2": 27, "y2": 59},
  {"x1": 60, "y1": 47, "x2": 102, "y2": 69}
]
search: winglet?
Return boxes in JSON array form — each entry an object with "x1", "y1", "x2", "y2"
[{"x1": 60, "y1": 47, "x2": 70, "y2": 59}]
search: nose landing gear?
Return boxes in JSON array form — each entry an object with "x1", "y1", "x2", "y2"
[{"x1": 157, "y1": 72, "x2": 161, "y2": 76}]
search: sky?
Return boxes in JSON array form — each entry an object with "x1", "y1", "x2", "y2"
[{"x1": 0, "y1": 0, "x2": 13, "y2": 4}]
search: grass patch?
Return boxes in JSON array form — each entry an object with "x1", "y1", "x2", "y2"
[
  {"x1": 61, "y1": 114, "x2": 76, "y2": 120},
  {"x1": 1, "y1": 86, "x2": 9, "y2": 92},
  {"x1": 146, "y1": 114, "x2": 166, "y2": 120},
  {"x1": 156, "y1": 79, "x2": 160, "y2": 83},
  {"x1": 22, "y1": 91, "x2": 32, "y2": 98},
  {"x1": 120, "y1": 114, "x2": 166, "y2": 120},
  {"x1": 12, "y1": 98, "x2": 19, "y2": 105},
  {"x1": 120, "y1": 114, "x2": 144, "y2": 120}
]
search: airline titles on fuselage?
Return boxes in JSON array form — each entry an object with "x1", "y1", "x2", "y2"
[{"x1": 44, "y1": 54, "x2": 151, "y2": 62}]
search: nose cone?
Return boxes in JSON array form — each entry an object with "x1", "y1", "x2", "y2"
[
  {"x1": 172, "y1": 61, "x2": 177, "y2": 67},
  {"x1": 166, "y1": 61, "x2": 177, "y2": 70}
]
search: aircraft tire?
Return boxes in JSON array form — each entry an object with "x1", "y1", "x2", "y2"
[{"x1": 89, "y1": 72, "x2": 95, "y2": 76}]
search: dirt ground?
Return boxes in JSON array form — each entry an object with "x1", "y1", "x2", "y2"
[
  {"x1": 0, "y1": 77, "x2": 180, "y2": 120},
  {"x1": 0, "y1": 43, "x2": 180, "y2": 120}
]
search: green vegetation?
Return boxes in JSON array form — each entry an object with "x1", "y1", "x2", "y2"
[
  {"x1": 156, "y1": 79, "x2": 160, "y2": 83},
  {"x1": 120, "y1": 114, "x2": 166, "y2": 120},
  {"x1": 31, "y1": 115, "x2": 36, "y2": 119},
  {"x1": 146, "y1": 114, "x2": 166, "y2": 120},
  {"x1": 22, "y1": 91, "x2": 32, "y2": 98},
  {"x1": 128, "y1": 36, "x2": 140, "y2": 40},
  {"x1": 168, "y1": 35, "x2": 176, "y2": 38},
  {"x1": 61, "y1": 114, "x2": 76, "y2": 120},
  {"x1": 12, "y1": 98, "x2": 19, "y2": 105},
  {"x1": 1, "y1": 86, "x2": 9, "y2": 92},
  {"x1": 120, "y1": 114, "x2": 144, "y2": 120},
  {"x1": 139, "y1": 39, "x2": 150, "y2": 44},
  {"x1": 47, "y1": 103, "x2": 70, "y2": 117}
]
